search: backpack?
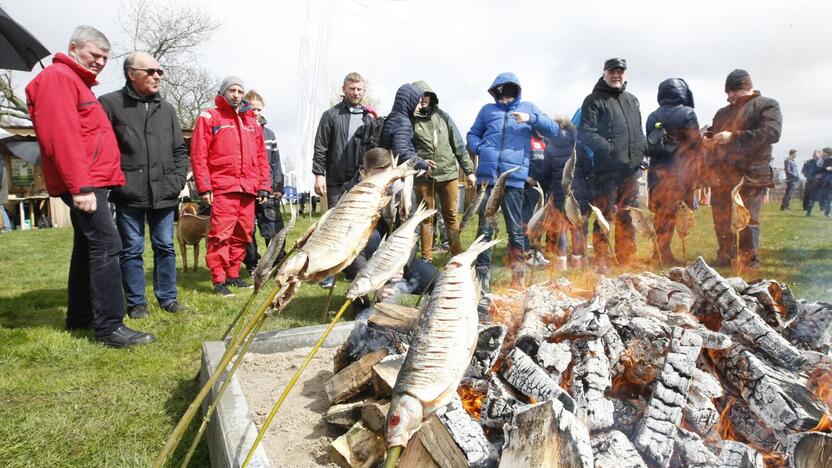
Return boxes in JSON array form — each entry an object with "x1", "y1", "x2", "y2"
[
  {"x1": 344, "y1": 116, "x2": 387, "y2": 183},
  {"x1": 646, "y1": 122, "x2": 678, "y2": 160}
]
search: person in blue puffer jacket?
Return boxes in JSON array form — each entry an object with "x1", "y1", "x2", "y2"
[{"x1": 467, "y1": 72, "x2": 557, "y2": 290}]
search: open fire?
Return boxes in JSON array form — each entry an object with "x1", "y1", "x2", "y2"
[{"x1": 321, "y1": 257, "x2": 832, "y2": 467}]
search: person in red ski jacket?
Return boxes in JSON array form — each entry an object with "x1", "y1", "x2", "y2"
[
  {"x1": 26, "y1": 25, "x2": 155, "y2": 348},
  {"x1": 190, "y1": 76, "x2": 271, "y2": 295}
]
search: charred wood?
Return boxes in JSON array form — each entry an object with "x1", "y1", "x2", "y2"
[
  {"x1": 619, "y1": 271, "x2": 695, "y2": 313},
  {"x1": 499, "y1": 399, "x2": 593, "y2": 468},
  {"x1": 570, "y1": 338, "x2": 615, "y2": 431},
  {"x1": 785, "y1": 301, "x2": 832, "y2": 352},
  {"x1": 673, "y1": 427, "x2": 719, "y2": 467},
  {"x1": 786, "y1": 432, "x2": 832, "y2": 468},
  {"x1": 716, "y1": 440, "x2": 765, "y2": 468},
  {"x1": 724, "y1": 398, "x2": 780, "y2": 453},
  {"x1": 480, "y1": 374, "x2": 530, "y2": 429},
  {"x1": 551, "y1": 295, "x2": 612, "y2": 341},
  {"x1": 634, "y1": 327, "x2": 703, "y2": 467},
  {"x1": 590, "y1": 430, "x2": 647, "y2": 468},
  {"x1": 612, "y1": 398, "x2": 645, "y2": 438},
  {"x1": 684, "y1": 388, "x2": 720, "y2": 438},
  {"x1": 466, "y1": 324, "x2": 508, "y2": 380},
  {"x1": 536, "y1": 340, "x2": 572, "y2": 381},
  {"x1": 434, "y1": 397, "x2": 499, "y2": 468},
  {"x1": 343, "y1": 320, "x2": 407, "y2": 363},
  {"x1": 501, "y1": 347, "x2": 575, "y2": 412}
]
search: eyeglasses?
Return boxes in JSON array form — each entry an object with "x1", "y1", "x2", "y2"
[{"x1": 130, "y1": 67, "x2": 164, "y2": 77}]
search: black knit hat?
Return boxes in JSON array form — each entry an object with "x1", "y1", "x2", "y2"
[
  {"x1": 604, "y1": 58, "x2": 627, "y2": 71},
  {"x1": 725, "y1": 69, "x2": 752, "y2": 92}
]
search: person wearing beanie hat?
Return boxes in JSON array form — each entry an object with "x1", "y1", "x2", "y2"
[
  {"x1": 190, "y1": 76, "x2": 272, "y2": 296},
  {"x1": 577, "y1": 58, "x2": 648, "y2": 273},
  {"x1": 704, "y1": 69, "x2": 782, "y2": 269}
]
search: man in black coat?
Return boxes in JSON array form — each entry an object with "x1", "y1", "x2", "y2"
[
  {"x1": 705, "y1": 69, "x2": 782, "y2": 269},
  {"x1": 579, "y1": 58, "x2": 648, "y2": 271},
  {"x1": 802, "y1": 150, "x2": 823, "y2": 215},
  {"x1": 645, "y1": 78, "x2": 701, "y2": 265},
  {"x1": 100, "y1": 51, "x2": 189, "y2": 318},
  {"x1": 312, "y1": 72, "x2": 374, "y2": 208}
]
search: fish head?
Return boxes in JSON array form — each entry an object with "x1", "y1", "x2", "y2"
[
  {"x1": 384, "y1": 393, "x2": 423, "y2": 448},
  {"x1": 346, "y1": 277, "x2": 372, "y2": 300}
]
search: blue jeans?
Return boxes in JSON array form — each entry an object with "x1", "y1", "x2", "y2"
[
  {"x1": 476, "y1": 186, "x2": 525, "y2": 271},
  {"x1": 116, "y1": 206, "x2": 177, "y2": 308}
]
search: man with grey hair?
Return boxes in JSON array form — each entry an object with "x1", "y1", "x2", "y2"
[
  {"x1": 26, "y1": 26, "x2": 155, "y2": 347},
  {"x1": 100, "y1": 51, "x2": 190, "y2": 318},
  {"x1": 312, "y1": 72, "x2": 374, "y2": 208}
]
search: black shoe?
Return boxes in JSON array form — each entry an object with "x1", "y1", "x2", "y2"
[
  {"x1": 97, "y1": 325, "x2": 156, "y2": 348},
  {"x1": 161, "y1": 301, "x2": 188, "y2": 313},
  {"x1": 213, "y1": 282, "x2": 235, "y2": 297},
  {"x1": 226, "y1": 277, "x2": 253, "y2": 289},
  {"x1": 127, "y1": 304, "x2": 148, "y2": 319}
]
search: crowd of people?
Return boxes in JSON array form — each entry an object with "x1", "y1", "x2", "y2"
[{"x1": 23, "y1": 24, "x2": 817, "y2": 349}]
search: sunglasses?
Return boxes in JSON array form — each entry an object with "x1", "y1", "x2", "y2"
[{"x1": 131, "y1": 67, "x2": 164, "y2": 77}]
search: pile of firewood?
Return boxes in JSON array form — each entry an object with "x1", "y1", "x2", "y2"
[{"x1": 319, "y1": 257, "x2": 832, "y2": 468}]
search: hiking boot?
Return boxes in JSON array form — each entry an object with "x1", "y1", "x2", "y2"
[
  {"x1": 213, "y1": 282, "x2": 235, "y2": 297},
  {"x1": 161, "y1": 301, "x2": 188, "y2": 313},
  {"x1": 126, "y1": 304, "x2": 148, "y2": 319},
  {"x1": 97, "y1": 325, "x2": 155, "y2": 349},
  {"x1": 226, "y1": 277, "x2": 253, "y2": 289}
]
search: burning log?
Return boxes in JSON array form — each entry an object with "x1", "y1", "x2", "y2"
[
  {"x1": 325, "y1": 400, "x2": 366, "y2": 428},
  {"x1": 499, "y1": 399, "x2": 594, "y2": 468},
  {"x1": 785, "y1": 301, "x2": 832, "y2": 352},
  {"x1": 501, "y1": 347, "x2": 576, "y2": 412},
  {"x1": 551, "y1": 296, "x2": 612, "y2": 341},
  {"x1": 515, "y1": 284, "x2": 574, "y2": 355},
  {"x1": 612, "y1": 398, "x2": 646, "y2": 437},
  {"x1": 590, "y1": 430, "x2": 647, "y2": 468},
  {"x1": 325, "y1": 348, "x2": 390, "y2": 404},
  {"x1": 570, "y1": 338, "x2": 615, "y2": 431},
  {"x1": 432, "y1": 397, "x2": 498, "y2": 468},
  {"x1": 619, "y1": 271, "x2": 695, "y2": 313},
  {"x1": 716, "y1": 343, "x2": 827, "y2": 433},
  {"x1": 693, "y1": 328, "x2": 733, "y2": 350},
  {"x1": 368, "y1": 302, "x2": 420, "y2": 334},
  {"x1": 744, "y1": 279, "x2": 801, "y2": 323},
  {"x1": 536, "y1": 340, "x2": 572, "y2": 381},
  {"x1": 614, "y1": 317, "x2": 671, "y2": 386},
  {"x1": 371, "y1": 353, "x2": 404, "y2": 398},
  {"x1": 634, "y1": 327, "x2": 703, "y2": 467},
  {"x1": 673, "y1": 427, "x2": 718, "y2": 467},
  {"x1": 466, "y1": 324, "x2": 508, "y2": 380},
  {"x1": 691, "y1": 367, "x2": 723, "y2": 398},
  {"x1": 361, "y1": 399, "x2": 389, "y2": 433},
  {"x1": 330, "y1": 420, "x2": 386, "y2": 468},
  {"x1": 342, "y1": 320, "x2": 407, "y2": 363},
  {"x1": 684, "y1": 388, "x2": 720, "y2": 438},
  {"x1": 786, "y1": 432, "x2": 832, "y2": 468},
  {"x1": 480, "y1": 375, "x2": 530, "y2": 429},
  {"x1": 724, "y1": 398, "x2": 780, "y2": 453},
  {"x1": 716, "y1": 440, "x2": 765, "y2": 468},
  {"x1": 685, "y1": 257, "x2": 806, "y2": 369}
]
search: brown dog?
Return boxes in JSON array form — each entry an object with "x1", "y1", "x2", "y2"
[{"x1": 176, "y1": 202, "x2": 211, "y2": 272}]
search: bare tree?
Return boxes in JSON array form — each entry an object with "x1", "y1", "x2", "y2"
[
  {"x1": 0, "y1": 71, "x2": 31, "y2": 124},
  {"x1": 118, "y1": 0, "x2": 221, "y2": 128}
]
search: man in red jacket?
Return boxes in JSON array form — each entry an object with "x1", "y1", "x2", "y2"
[
  {"x1": 191, "y1": 76, "x2": 271, "y2": 296},
  {"x1": 25, "y1": 26, "x2": 155, "y2": 348}
]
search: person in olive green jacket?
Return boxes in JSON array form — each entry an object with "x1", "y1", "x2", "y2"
[{"x1": 412, "y1": 80, "x2": 476, "y2": 260}]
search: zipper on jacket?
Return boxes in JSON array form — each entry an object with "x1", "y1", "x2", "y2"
[
  {"x1": 496, "y1": 111, "x2": 509, "y2": 176},
  {"x1": 144, "y1": 101, "x2": 151, "y2": 202}
]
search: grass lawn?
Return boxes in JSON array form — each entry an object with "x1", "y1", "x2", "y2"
[{"x1": 0, "y1": 202, "x2": 830, "y2": 466}]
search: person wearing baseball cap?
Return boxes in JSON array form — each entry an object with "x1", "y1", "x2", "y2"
[
  {"x1": 190, "y1": 76, "x2": 272, "y2": 296},
  {"x1": 704, "y1": 69, "x2": 782, "y2": 269},
  {"x1": 578, "y1": 57, "x2": 648, "y2": 273}
]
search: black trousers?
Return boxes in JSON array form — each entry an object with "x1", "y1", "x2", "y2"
[
  {"x1": 590, "y1": 172, "x2": 640, "y2": 264},
  {"x1": 61, "y1": 189, "x2": 125, "y2": 336}
]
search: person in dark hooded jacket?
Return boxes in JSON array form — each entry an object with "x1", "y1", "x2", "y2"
[
  {"x1": 645, "y1": 78, "x2": 700, "y2": 265},
  {"x1": 467, "y1": 72, "x2": 558, "y2": 289},
  {"x1": 379, "y1": 83, "x2": 433, "y2": 172},
  {"x1": 579, "y1": 58, "x2": 648, "y2": 271},
  {"x1": 543, "y1": 117, "x2": 584, "y2": 270}
]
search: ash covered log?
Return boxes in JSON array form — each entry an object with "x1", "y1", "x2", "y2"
[
  {"x1": 465, "y1": 324, "x2": 508, "y2": 380},
  {"x1": 570, "y1": 338, "x2": 614, "y2": 431},
  {"x1": 480, "y1": 374, "x2": 530, "y2": 429},
  {"x1": 501, "y1": 347, "x2": 575, "y2": 412},
  {"x1": 499, "y1": 399, "x2": 593, "y2": 468},
  {"x1": 744, "y1": 279, "x2": 801, "y2": 323},
  {"x1": 342, "y1": 320, "x2": 407, "y2": 363},
  {"x1": 371, "y1": 353, "x2": 404, "y2": 398},
  {"x1": 717, "y1": 343, "x2": 827, "y2": 433},
  {"x1": 601, "y1": 328, "x2": 626, "y2": 371},
  {"x1": 684, "y1": 388, "x2": 720, "y2": 438},
  {"x1": 785, "y1": 301, "x2": 832, "y2": 352},
  {"x1": 368, "y1": 302, "x2": 420, "y2": 334},
  {"x1": 324, "y1": 400, "x2": 365, "y2": 427},
  {"x1": 685, "y1": 257, "x2": 806, "y2": 369},
  {"x1": 787, "y1": 432, "x2": 832, "y2": 468},
  {"x1": 693, "y1": 328, "x2": 733, "y2": 350},
  {"x1": 619, "y1": 271, "x2": 695, "y2": 313},
  {"x1": 551, "y1": 295, "x2": 612, "y2": 341},
  {"x1": 716, "y1": 440, "x2": 765, "y2": 468},
  {"x1": 724, "y1": 398, "x2": 780, "y2": 453},
  {"x1": 536, "y1": 340, "x2": 572, "y2": 381},
  {"x1": 432, "y1": 397, "x2": 498, "y2": 468},
  {"x1": 514, "y1": 284, "x2": 573, "y2": 355},
  {"x1": 612, "y1": 398, "x2": 645, "y2": 437},
  {"x1": 634, "y1": 327, "x2": 703, "y2": 467},
  {"x1": 673, "y1": 427, "x2": 718, "y2": 467},
  {"x1": 361, "y1": 399, "x2": 389, "y2": 433},
  {"x1": 330, "y1": 420, "x2": 385, "y2": 468},
  {"x1": 590, "y1": 430, "x2": 646, "y2": 468},
  {"x1": 614, "y1": 317, "x2": 671, "y2": 385},
  {"x1": 326, "y1": 348, "x2": 390, "y2": 404}
]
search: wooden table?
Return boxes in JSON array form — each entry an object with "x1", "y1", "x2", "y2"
[{"x1": 6, "y1": 194, "x2": 49, "y2": 229}]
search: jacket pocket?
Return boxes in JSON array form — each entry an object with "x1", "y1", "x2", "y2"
[
  {"x1": 112, "y1": 166, "x2": 146, "y2": 204},
  {"x1": 159, "y1": 161, "x2": 184, "y2": 201}
]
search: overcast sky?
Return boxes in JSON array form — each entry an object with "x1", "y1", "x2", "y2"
[{"x1": 5, "y1": 0, "x2": 830, "y2": 190}]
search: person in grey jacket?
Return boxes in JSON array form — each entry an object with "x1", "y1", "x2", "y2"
[
  {"x1": 312, "y1": 72, "x2": 374, "y2": 208},
  {"x1": 99, "y1": 51, "x2": 189, "y2": 318},
  {"x1": 780, "y1": 149, "x2": 799, "y2": 210}
]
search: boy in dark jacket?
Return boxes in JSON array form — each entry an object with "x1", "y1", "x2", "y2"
[
  {"x1": 100, "y1": 51, "x2": 190, "y2": 317},
  {"x1": 645, "y1": 78, "x2": 700, "y2": 265},
  {"x1": 467, "y1": 72, "x2": 557, "y2": 289}
]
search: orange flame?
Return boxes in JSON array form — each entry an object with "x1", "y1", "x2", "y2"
[
  {"x1": 717, "y1": 397, "x2": 738, "y2": 441},
  {"x1": 457, "y1": 386, "x2": 485, "y2": 420}
]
